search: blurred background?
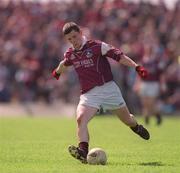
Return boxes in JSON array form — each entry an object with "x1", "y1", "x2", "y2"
[{"x1": 0, "y1": 0, "x2": 179, "y2": 117}]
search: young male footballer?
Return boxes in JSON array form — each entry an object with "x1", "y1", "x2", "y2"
[{"x1": 52, "y1": 22, "x2": 150, "y2": 163}]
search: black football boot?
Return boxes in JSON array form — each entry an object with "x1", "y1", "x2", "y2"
[
  {"x1": 68, "y1": 145, "x2": 87, "y2": 164},
  {"x1": 131, "y1": 124, "x2": 150, "y2": 140}
]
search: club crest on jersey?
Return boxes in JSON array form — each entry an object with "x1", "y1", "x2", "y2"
[
  {"x1": 70, "y1": 54, "x2": 76, "y2": 60},
  {"x1": 86, "y1": 49, "x2": 93, "y2": 58}
]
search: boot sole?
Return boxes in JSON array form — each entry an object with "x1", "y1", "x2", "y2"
[{"x1": 68, "y1": 145, "x2": 87, "y2": 164}]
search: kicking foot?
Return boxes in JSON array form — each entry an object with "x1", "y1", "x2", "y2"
[
  {"x1": 131, "y1": 124, "x2": 150, "y2": 140},
  {"x1": 68, "y1": 145, "x2": 87, "y2": 164}
]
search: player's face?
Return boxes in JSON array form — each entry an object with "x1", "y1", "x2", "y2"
[{"x1": 65, "y1": 30, "x2": 83, "y2": 50}]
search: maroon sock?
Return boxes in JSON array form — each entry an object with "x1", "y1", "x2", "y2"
[{"x1": 79, "y1": 142, "x2": 89, "y2": 155}]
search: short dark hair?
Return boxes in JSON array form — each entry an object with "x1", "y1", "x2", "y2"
[{"x1": 62, "y1": 22, "x2": 80, "y2": 35}]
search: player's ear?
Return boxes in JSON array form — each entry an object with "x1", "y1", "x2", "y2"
[{"x1": 64, "y1": 34, "x2": 68, "y2": 42}]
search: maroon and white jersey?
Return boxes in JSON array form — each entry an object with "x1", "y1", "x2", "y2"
[{"x1": 63, "y1": 39, "x2": 124, "y2": 94}]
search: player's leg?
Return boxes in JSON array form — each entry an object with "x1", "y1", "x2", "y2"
[
  {"x1": 68, "y1": 104, "x2": 98, "y2": 163},
  {"x1": 141, "y1": 94, "x2": 162, "y2": 125},
  {"x1": 141, "y1": 96, "x2": 152, "y2": 124},
  {"x1": 101, "y1": 81, "x2": 150, "y2": 140},
  {"x1": 146, "y1": 96, "x2": 162, "y2": 125},
  {"x1": 112, "y1": 106, "x2": 150, "y2": 140},
  {"x1": 139, "y1": 81, "x2": 162, "y2": 125},
  {"x1": 76, "y1": 104, "x2": 98, "y2": 143},
  {"x1": 155, "y1": 111, "x2": 162, "y2": 125}
]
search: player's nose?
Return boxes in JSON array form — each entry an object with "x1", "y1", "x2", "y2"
[{"x1": 71, "y1": 39, "x2": 76, "y2": 45}]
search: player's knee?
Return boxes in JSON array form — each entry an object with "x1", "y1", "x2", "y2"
[
  {"x1": 76, "y1": 113, "x2": 85, "y2": 126},
  {"x1": 76, "y1": 116, "x2": 81, "y2": 125}
]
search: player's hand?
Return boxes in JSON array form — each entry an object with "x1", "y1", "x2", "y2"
[
  {"x1": 135, "y1": 65, "x2": 148, "y2": 79},
  {"x1": 52, "y1": 69, "x2": 61, "y2": 80}
]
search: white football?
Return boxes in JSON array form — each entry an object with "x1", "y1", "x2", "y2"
[{"x1": 87, "y1": 148, "x2": 107, "y2": 165}]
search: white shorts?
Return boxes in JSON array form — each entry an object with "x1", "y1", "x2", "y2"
[
  {"x1": 139, "y1": 81, "x2": 160, "y2": 97},
  {"x1": 79, "y1": 81, "x2": 126, "y2": 110}
]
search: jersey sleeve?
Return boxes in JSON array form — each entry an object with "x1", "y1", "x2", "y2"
[
  {"x1": 63, "y1": 50, "x2": 73, "y2": 66},
  {"x1": 101, "y1": 42, "x2": 124, "y2": 62}
]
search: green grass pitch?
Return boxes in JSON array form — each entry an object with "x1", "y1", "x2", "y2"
[{"x1": 0, "y1": 115, "x2": 180, "y2": 173}]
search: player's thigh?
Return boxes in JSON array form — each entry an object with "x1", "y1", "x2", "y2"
[{"x1": 76, "y1": 104, "x2": 98, "y2": 124}]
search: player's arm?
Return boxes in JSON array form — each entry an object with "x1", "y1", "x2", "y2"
[
  {"x1": 101, "y1": 42, "x2": 148, "y2": 79},
  {"x1": 119, "y1": 54, "x2": 148, "y2": 78},
  {"x1": 52, "y1": 60, "x2": 67, "y2": 80},
  {"x1": 55, "y1": 59, "x2": 67, "y2": 74},
  {"x1": 119, "y1": 54, "x2": 138, "y2": 68}
]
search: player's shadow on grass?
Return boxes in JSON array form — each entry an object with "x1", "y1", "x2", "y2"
[
  {"x1": 109, "y1": 161, "x2": 173, "y2": 167},
  {"x1": 139, "y1": 162, "x2": 171, "y2": 167}
]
